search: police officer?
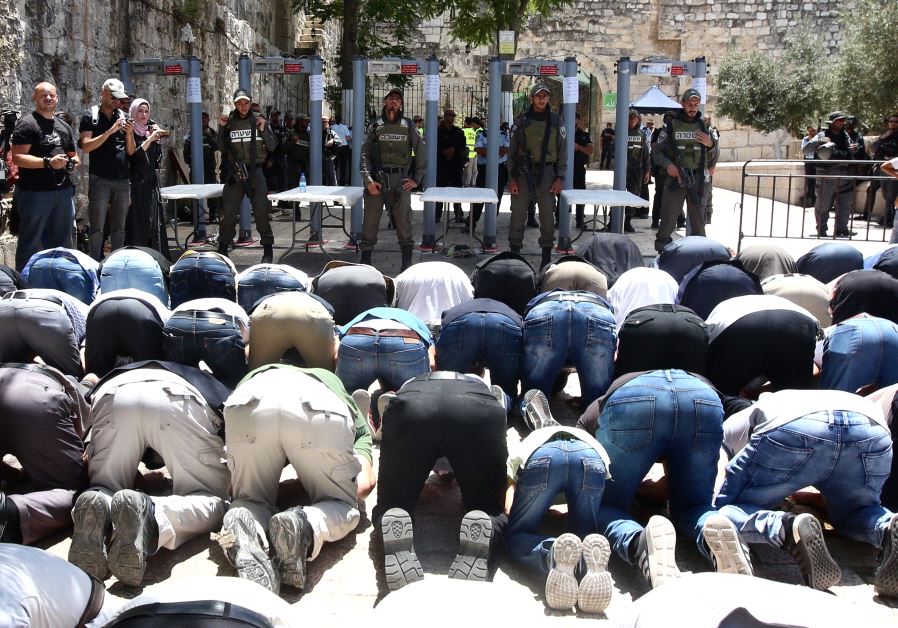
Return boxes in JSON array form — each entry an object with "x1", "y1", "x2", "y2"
[
  {"x1": 624, "y1": 108, "x2": 650, "y2": 233},
  {"x1": 360, "y1": 88, "x2": 426, "y2": 272},
  {"x1": 218, "y1": 89, "x2": 279, "y2": 263},
  {"x1": 572, "y1": 113, "x2": 593, "y2": 229},
  {"x1": 809, "y1": 112, "x2": 858, "y2": 238},
  {"x1": 652, "y1": 88, "x2": 716, "y2": 252},
  {"x1": 507, "y1": 83, "x2": 568, "y2": 268}
]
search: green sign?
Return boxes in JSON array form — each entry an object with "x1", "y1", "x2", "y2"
[{"x1": 603, "y1": 92, "x2": 617, "y2": 110}]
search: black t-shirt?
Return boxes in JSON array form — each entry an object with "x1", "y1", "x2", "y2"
[
  {"x1": 574, "y1": 128, "x2": 592, "y2": 168},
  {"x1": 79, "y1": 107, "x2": 128, "y2": 180},
  {"x1": 600, "y1": 127, "x2": 615, "y2": 146},
  {"x1": 11, "y1": 112, "x2": 77, "y2": 191}
]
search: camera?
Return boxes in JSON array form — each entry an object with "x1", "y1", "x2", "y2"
[{"x1": 65, "y1": 157, "x2": 76, "y2": 172}]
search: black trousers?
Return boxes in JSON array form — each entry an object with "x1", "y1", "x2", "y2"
[
  {"x1": 707, "y1": 309, "x2": 818, "y2": 395},
  {"x1": 614, "y1": 304, "x2": 709, "y2": 379},
  {"x1": 471, "y1": 162, "x2": 509, "y2": 224},
  {"x1": 573, "y1": 164, "x2": 587, "y2": 222},
  {"x1": 85, "y1": 298, "x2": 166, "y2": 378},
  {"x1": 373, "y1": 373, "x2": 508, "y2": 537},
  {"x1": 436, "y1": 164, "x2": 464, "y2": 220}
]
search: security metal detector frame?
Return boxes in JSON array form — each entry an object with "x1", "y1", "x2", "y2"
[
  {"x1": 485, "y1": 57, "x2": 579, "y2": 253},
  {"x1": 238, "y1": 54, "x2": 330, "y2": 242},
  {"x1": 349, "y1": 57, "x2": 440, "y2": 249},
  {"x1": 120, "y1": 56, "x2": 206, "y2": 241},
  {"x1": 611, "y1": 56, "x2": 707, "y2": 233}
]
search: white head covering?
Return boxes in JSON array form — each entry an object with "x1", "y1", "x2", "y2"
[
  {"x1": 128, "y1": 98, "x2": 150, "y2": 136},
  {"x1": 608, "y1": 267, "x2": 678, "y2": 329}
]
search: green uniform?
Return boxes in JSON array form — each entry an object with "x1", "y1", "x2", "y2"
[
  {"x1": 359, "y1": 114, "x2": 427, "y2": 252},
  {"x1": 651, "y1": 112, "x2": 714, "y2": 251},
  {"x1": 506, "y1": 109, "x2": 568, "y2": 249}
]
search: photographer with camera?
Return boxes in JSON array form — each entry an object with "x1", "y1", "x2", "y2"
[
  {"x1": 124, "y1": 98, "x2": 169, "y2": 256},
  {"x1": 651, "y1": 88, "x2": 715, "y2": 253},
  {"x1": 10, "y1": 82, "x2": 79, "y2": 271},
  {"x1": 218, "y1": 89, "x2": 278, "y2": 262}
]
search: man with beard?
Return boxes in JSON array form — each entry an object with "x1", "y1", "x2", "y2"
[{"x1": 359, "y1": 89, "x2": 426, "y2": 271}]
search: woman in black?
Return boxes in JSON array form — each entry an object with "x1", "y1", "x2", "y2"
[{"x1": 124, "y1": 98, "x2": 169, "y2": 256}]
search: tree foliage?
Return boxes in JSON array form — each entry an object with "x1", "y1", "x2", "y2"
[
  {"x1": 448, "y1": 0, "x2": 573, "y2": 47},
  {"x1": 831, "y1": 0, "x2": 898, "y2": 129}
]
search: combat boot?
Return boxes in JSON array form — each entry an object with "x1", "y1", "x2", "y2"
[
  {"x1": 541, "y1": 247, "x2": 552, "y2": 268},
  {"x1": 360, "y1": 249, "x2": 373, "y2": 265},
  {"x1": 217, "y1": 242, "x2": 229, "y2": 257},
  {"x1": 261, "y1": 244, "x2": 273, "y2": 264},
  {"x1": 400, "y1": 249, "x2": 413, "y2": 272}
]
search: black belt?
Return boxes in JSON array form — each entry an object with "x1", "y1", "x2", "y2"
[
  {"x1": 106, "y1": 600, "x2": 271, "y2": 627},
  {"x1": 347, "y1": 327, "x2": 420, "y2": 340},
  {"x1": 6, "y1": 291, "x2": 64, "y2": 307},
  {"x1": 381, "y1": 166, "x2": 406, "y2": 174},
  {"x1": 170, "y1": 310, "x2": 240, "y2": 326}
]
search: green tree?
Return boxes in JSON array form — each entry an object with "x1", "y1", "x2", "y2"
[
  {"x1": 447, "y1": 0, "x2": 573, "y2": 47},
  {"x1": 831, "y1": 0, "x2": 898, "y2": 130},
  {"x1": 717, "y1": 28, "x2": 831, "y2": 146}
]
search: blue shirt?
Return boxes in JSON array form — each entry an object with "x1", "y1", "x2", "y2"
[{"x1": 340, "y1": 307, "x2": 433, "y2": 345}]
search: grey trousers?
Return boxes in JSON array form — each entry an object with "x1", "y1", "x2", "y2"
[
  {"x1": 361, "y1": 172, "x2": 414, "y2": 251},
  {"x1": 0, "y1": 297, "x2": 82, "y2": 377},
  {"x1": 509, "y1": 170, "x2": 558, "y2": 249},
  {"x1": 815, "y1": 178, "x2": 854, "y2": 233},
  {"x1": 88, "y1": 174, "x2": 130, "y2": 261},
  {"x1": 655, "y1": 175, "x2": 706, "y2": 252}
]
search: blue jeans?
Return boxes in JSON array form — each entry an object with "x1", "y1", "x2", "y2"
[
  {"x1": 436, "y1": 312, "x2": 523, "y2": 399},
  {"x1": 522, "y1": 298, "x2": 616, "y2": 406},
  {"x1": 716, "y1": 411, "x2": 894, "y2": 549},
  {"x1": 99, "y1": 249, "x2": 169, "y2": 306},
  {"x1": 237, "y1": 266, "x2": 306, "y2": 313},
  {"x1": 169, "y1": 254, "x2": 236, "y2": 308},
  {"x1": 506, "y1": 439, "x2": 606, "y2": 575},
  {"x1": 336, "y1": 332, "x2": 429, "y2": 393},
  {"x1": 14, "y1": 187, "x2": 75, "y2": 271},
  {"x1": 819, "y1": 317, "x2": 898, "y2": 393},
  {"x1": 23, "y1": 250, "x2": 95, "y2": 305},
  {"x1": 595, "y1": 370, "x2": 723, "y2": 563},
  {"x1": 163, "y1": 312, "x2": 247, "y2": 387}
]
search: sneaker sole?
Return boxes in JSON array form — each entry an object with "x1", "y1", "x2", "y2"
[
  {"x1": 792, "y1": 514, "x2": 841, "y2": 591},
  {"x1": 449, "y1": 510, "x2": 492, "y2": 581},
  {"x1": 874, "y1": 516, "x2": 898, "y2": 598},
  {"x1": 108, "y1": 490, "x2": 156, "y2": 586},
  {"x1": 68, "y1": 492, "x2": 111, "y2": 581},
  {"x1": 381, "y1": 508, "x2": 423, "y2": 591},
  {"x1": 703, "y1": 515, "x2": 753, "y2": 576},
  {"x1": 578, "y1": 534, "x2": 613, "y2": 614},
  {"x1": 523, "y1": 389, "x2": 552, "y2": 432},
  {"x1": 225, "y1": 510, "x2": 279, "y2": 594},
  {"x1": 645, "y1": 516, "x2": 681, "y2": 589},
  {"x1": 269, "y1": 510, "x2": 310, "y2": 590},
  {"x1": 545, "y1": 533, "x2": 581, "y2": 611}
]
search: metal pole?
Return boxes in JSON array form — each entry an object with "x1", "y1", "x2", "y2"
[
  {"x1": 309, "y1": 56, "x2": 324, "y2": 238},
  {"x1": 420, "y1": 56, "x2": 439, "y2": 250},
  {"x1": 237, "y1": 55, "x2": 252, "y2": 237},
  {"x1": 611, "y1": 57, "x2": 631, "y2": 234},
  {"x1": 350, "y1": 57, "x2": 366, "y2": 242},
  {"x1": 694, "y1": 56, "x2": 707, "y2": 117},
  {"x1": 187, "y1": 56, "x2": 206, "y2": 233},
  {"x1": 557, "y1": 57, "x2": 577, "y2": 251},
  {"x1": 119, "y1": 59, "x2": 133, "y2": 96},
  {"x1": 484, "y1": 57, "x2": 502, "y2": 251}
]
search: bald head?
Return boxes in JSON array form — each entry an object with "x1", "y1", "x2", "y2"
[{"x1": 32, "y1": 82, "x2": 58, "y2": 118}]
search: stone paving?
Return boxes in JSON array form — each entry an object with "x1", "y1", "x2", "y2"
[{"x1": 23, "y1": 169, "x2": 898, "y2": 623}]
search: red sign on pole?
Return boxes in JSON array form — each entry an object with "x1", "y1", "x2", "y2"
[
  {"x1": 401, "y1": 63, "x2": 420, "y2": 74},
  {"x1": 538, "y1": 65, "x2": 559, "y2": 76},
  {"x1": 163, "y1": 64, "x2": 184, "y2": 75},
  {"x1": 284, "y1": 62, "x2": 303, "y2": 74},
  {"x1": 670, "y1": 64, "x2": 686, "y2": 76}
]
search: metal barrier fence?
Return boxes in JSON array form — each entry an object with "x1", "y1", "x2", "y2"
[
  {"x1": 737, "y1": 158, "x2": 896, "y2": 253},
  {"x1": 369, "y1": 81, "x2": 528, "y2": 122}
]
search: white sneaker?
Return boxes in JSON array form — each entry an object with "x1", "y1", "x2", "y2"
[{"x1": 703, "y1": 514, "x2": 753, "y2": 576}]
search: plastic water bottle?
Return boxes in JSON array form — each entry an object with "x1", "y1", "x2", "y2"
[{"x1": 299, "y1": 172, "x2": 307, "y2": 193}]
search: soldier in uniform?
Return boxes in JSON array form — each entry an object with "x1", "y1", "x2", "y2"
[
  {"x1": 652, "y1": 88, "x2": 716, "y2": 252},
  {"x1": 808, "y1": 112, "x2": 858, "y2": 238},
  {"x1": 360, "y1": 88, "x2": 426, "y2": 271},
  {"x1": 218, "y1": 89, "x2": 278, "y2": 263},
  {"x1": 507, "y1": 83, "x2": 568, "y2": 268},
  {"x1": 624, "y1": 109, "x2": 650, "y2": 233}
]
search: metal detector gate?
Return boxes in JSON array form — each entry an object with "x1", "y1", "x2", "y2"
[
  {"x1": 486, "y1": 57, "x2": 578, "y2": 251},
  {"x1": 349, "y1": 57, "x2": 439, "y2": 248},
  {"x1": 238, "y1": 55, "x2": 327, "y2": 239},
  {"x1": 612, "y1": 57, "x2": 707, "y2": 233},
  {"x1": 120, "y1": 56, "x2": 206, "y2": 237}
]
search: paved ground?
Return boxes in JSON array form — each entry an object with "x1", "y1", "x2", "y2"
[{"x1": 22, "y1": 169, "x2": 898, "y2": 623}]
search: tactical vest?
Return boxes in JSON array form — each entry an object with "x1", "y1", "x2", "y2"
[
  {"x1": 375, "y1": 119, "x2": 413, "y2": 167},
  {"x1": 463, "y1": 127, "x2": 477, "y2": 159},
  {"x1": 523, "y1": 118, "x2": 559, "y2": 165},
  {"x1": 627, "y1": 129, "x2": 644, "y2": 161},
  {"x1": 669, "y1": 117, "x2": 703, "y2": 170},
  {"x1": 226, "y1": 114, "x2": 267, "y2": 164}
]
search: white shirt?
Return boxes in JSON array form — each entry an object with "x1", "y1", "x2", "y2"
[
  {"x1": 608, "y1": 267, "x2": 679, "y2": 329},
  {"x1": 330, "y1": 123, "x2": 351, "y2": 145},
  {"x1": 0, "y1": 544, "x2": 95, "y2": 628},
  {"x1": 394, "y1": 261, "x2": 474, "y2": 325},
  {"x1": 88, "y1": 288, "x2": 171, "y2": 323},
  {"x1": 705, "y1": 294, "x2": 818, "y2": 343}
]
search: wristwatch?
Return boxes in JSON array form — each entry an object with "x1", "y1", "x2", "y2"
[{"x1": 43, "y1": 156, "x2": 51, "y2": 169}]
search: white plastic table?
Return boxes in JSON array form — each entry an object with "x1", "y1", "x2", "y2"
[
  {"x1": 159, "y1": 184, "x2": 224, "y2": 245},
  {"x1": 420, "y1": 187, "x2": 499, "y2": 246},
  {"x1": 561, "y1": 188, "x2": 650, "y2": 239},
  {"x1": 268, "y1": 185, "x2": 365, "y2": 250}
]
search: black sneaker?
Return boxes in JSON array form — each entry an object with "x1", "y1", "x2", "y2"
[
  {"x1": 381, "y1": 508, "x2": 423, "y2": 590},
  {"x1": 874, "y1": 513, "x2": 898, "y2": 599},
  {"x1": 834, "y1": 229, "x2": 857, "y2": 238},
  {"x1": 545, "y1": 533, "x2": 581, "y2": 611},
  {"x1": 269, "y1": 506, "x2": 314, "y2": 590},
  {"x1": 69, "y1": 491, "x2": 112, "y2": 580},
  {"x1": 449, "y1": 510, "x2": 493, "y2": 581},
  {"x1": 108, "y1": 490, "x2": 159, "y2": 586},
  {"x1": 782, "y1": 513, "x2": 841, "y2": 591},
  {"x1": 578, "y1": 534, "x2": 614, "y2": 614},
  {"x1": 635, "y1": 515, "x2": 681, "y2": 589},
  {"x1": 702, "y1": 514, "x2": 753, "y2": 576},
  {"x1": 218, "y1": 507, "x2": 280, "y2": 593},
  {"x1": 522, "y1": 389, "x2": 560, "y2": 431}
]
